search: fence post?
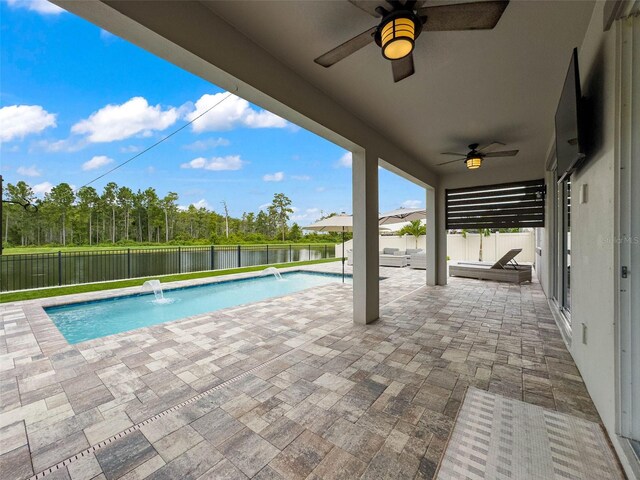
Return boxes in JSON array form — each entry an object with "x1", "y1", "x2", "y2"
[
  {"x1": 178, "y1": 246, "x2": 182, "y2": 273},
  {"x1": 210, "y1": 245, "x2": 215, "y2": 270},
  {"x1": 266, "y1": 244, "x2": 269, "y2": 264},
  {"x1": 289, "y1": 244, "x2": 292, "y2": 263},
  {"x1": 237, "y1": 245, "x2": 241, "y2": 268},
  {"x1": 58, "y1": 251, "x2": 62, "y2": 286},
  {"x1": 324, "y1": 244, "x2": 327, "y2": 258},
  {"x1": 127, "y1": 249, "x2": 131, "y2": 278},
  {"x1": 308, "y1": 244, "x2": 311, "y2": 261}
]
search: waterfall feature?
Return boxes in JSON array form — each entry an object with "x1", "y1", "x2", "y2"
[
  {"x1": 142, "y1": 279, "x2": 173, "y2": 304},
  {"x1": 262, "y1": 267, "x2": 283, "y2": 280}
]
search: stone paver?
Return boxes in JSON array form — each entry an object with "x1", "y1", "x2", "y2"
[{"x1": 0, "y1": 264, "x2": 605, "y2": 479}]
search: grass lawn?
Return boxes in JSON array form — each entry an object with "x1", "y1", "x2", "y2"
[
  {"x1": 0, "y1": 258, "x2": 341, "y2": 303},
  {"x1": 2, "y1": 243, "x2": 335, "y2": 255}
]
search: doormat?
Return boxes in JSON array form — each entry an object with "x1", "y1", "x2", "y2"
[{"x1": 435, "y1": 387, "x2": 625, "y2": 479}]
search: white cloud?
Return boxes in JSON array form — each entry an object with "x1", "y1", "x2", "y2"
[
  {"x1": 32, "y1": 181, "x2": 53, "y2": 196},
  {"x1": 291, "y1": 175, "x2": 311, "y2": 181},
  {"x1": 99, "y1": 29, "x2": 118, "y2": 42},
  {"x1": 258, "y1": 203, "x2": 271, "y2": 211},
  {"x1": 336, "y1": 152, "x2": 352, "y2": 168},
  {"x1": 120, "y1": 145, "x2": 141, "y2": 153},
  {"x1": 186, "y1": 93, "x2": 287, "y2": 132},
  {"x1": 183, "y1": 137, "x2": 230, "y2": 151},
  {"x1": 263, "y1": 172, "x2": 284, "y2": 182},
  {"x1": 291, "y1": 207, "x2": 322, "y2": 223},
  {"x1": 0, "y1": 105, "x2": 57, "y2": 142},
  {"x1": 32, "y1": 138, "x2": 84, "y2": 153},
  {"x1": 16, "y1": 165, "x2": 42, "y2": 177},
  {"x1": 192, "y1": 199, "x2": 210, "y2": 209},
  {"x1": 7, "y1": 0, "x2": 65, "y2": 15},
  {"x1": 401, "y1": 199, "x2": 423, "y2": 209},
  {"x1": 82, "y1": 155, "x2": 114, "y2": 171},
  {"x1": 71, "y1": 97, "x2": 179, "y2": 143},
  {"x1": 315, "y1": 186, "x2": 326, "y2": 193},
  {"x1": 146, "y1": 166, "x2": 156, "y2": 174},
  {"x1": 180, "y1": 155, "x2": 244, "y2": 171}
]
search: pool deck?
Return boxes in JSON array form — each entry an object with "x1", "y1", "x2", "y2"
[{"x1": 0, "y1": 264, "x2": 605, "y2": 479}]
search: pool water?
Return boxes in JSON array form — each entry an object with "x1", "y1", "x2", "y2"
[{"x1": 46, "y1": 271, "x2": 350, "y2": 344}]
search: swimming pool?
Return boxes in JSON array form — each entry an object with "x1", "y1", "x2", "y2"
[{"x1": 45, "y1": 271, "x2": 351, "y2": 344}]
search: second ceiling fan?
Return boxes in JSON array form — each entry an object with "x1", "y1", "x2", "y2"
[{"x1": 314, "y1": 0, "x2": 509, "y2": 82}]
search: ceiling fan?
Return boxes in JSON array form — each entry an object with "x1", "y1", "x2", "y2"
[
  {"x1": 438, "y1": 142, "x2": 519, "y2": 169},
  {"x1": 314, "y1": 0, "x2": 509, "y2": 82}
]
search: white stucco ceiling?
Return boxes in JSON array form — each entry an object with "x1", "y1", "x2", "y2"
[{"x1": 201, "y1": 0, "x2": 595, "y2": 178}]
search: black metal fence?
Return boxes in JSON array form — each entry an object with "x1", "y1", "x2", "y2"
[{"x1": 1, "y1": 244, "x2": 336, "y2": 292}]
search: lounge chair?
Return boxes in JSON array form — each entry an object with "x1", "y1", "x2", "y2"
[
  {"x1": 379, "y1": 254, "x2": 408, "y2": 267},
  {"x1": 409, "y1": 254, "x2": 427, "y2": 269},
  {"x1": 448, "y1": 248, "x2": 532, "y2": 283}
]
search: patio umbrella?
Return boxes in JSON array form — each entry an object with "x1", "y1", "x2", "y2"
[
  {"x1": 303, "y1": 214, "x2": 352, "y2": 282},
  {"x1": 378, "y1": 207, "x2": 426, "y2": 225}
]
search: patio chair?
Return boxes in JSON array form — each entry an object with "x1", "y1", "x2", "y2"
[
  {"x1": 409, "y1": 254, "x2": 427, "y2": 269},
  {"x1": 448, "y1": 248, "x2": 532, "y2": 283},
  {"x1": 379, "y1": 254, "x2": 408, "y2": 267},
  {"x1": 405, "y1": 248, "x2": 423, "y2": 255}
]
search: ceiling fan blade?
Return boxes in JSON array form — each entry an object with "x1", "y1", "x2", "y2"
[
  {"x1": 418, "y1": 0, "x2": 509, "y2": 31},
  {"x1": 483, "y1": 150, "x2": 519, "y2": 157},
  {"x1": 392, "y1": 53, "x2": 415, "y2": 82},
  {"x1": 437, "y1": 157, "x2": 466, "y2": 166},
  {"x1": 348, "y1": 1, "x2": 384, "y2": 17},
  {"x1": 441, "y1": 152, "x2": 467, "y2": 156},
  {"x1": 314, "y1": 26, "x2": 377, "y2": 67},
  {"x1": 477, "y1": 141, "x2": 505, "y2": 152}
]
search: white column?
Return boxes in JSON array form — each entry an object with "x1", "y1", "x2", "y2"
[
  {"x1": 352, "y1": 149, "x2": 379, "y2": 324},
  {"x1": 428, "y1": 186, "x2": 448, "y2": 286}
]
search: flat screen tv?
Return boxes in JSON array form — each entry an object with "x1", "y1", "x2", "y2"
[{"x1": 555, "y1": 48, "x2": 586, "y2": 181}]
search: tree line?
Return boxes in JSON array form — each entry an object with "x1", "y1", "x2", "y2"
[{"x1": 1, "y1": 180, "x2": 346, "y2": 248}]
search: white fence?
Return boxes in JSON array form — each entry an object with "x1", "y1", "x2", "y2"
[{"x1": 335, "y1": 231, "x2": 535, "y2": 263}]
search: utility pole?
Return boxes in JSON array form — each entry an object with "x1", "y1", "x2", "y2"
[{"x1": 221, "y1": 201, "x2": 229, "y2": 238}]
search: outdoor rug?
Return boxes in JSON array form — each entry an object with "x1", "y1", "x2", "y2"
[{"x1": 435, "y1": 387, "x2": 625, "y2": 480}]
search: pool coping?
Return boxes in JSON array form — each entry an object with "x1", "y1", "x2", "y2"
[{"x1": 7, "y1": 265, "x2": 351, "y2": 355}]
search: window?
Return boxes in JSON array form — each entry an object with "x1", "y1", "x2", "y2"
[{"x1": 555, "y1": 175, "x2": 572, "y2": 319}]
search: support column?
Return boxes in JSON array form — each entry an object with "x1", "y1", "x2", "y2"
[
  {"x1": 426, "y1": 186, "x2": 448, "y2": 286},
  {"x1": 352, "y1": 149, "x2": 379, "y2": 324}
]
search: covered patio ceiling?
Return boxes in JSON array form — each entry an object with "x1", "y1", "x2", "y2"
[{"x1": 202, "y1": 0, "x2": 595, "y2": 181}]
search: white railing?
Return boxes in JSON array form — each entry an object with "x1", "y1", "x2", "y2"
[{"x1": 335, "y1": 231, "x2": 536, "y2": 263}]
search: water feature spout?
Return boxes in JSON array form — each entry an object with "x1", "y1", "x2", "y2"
[
  {"x1": 262, "y1": 267, "x2": 283, "y2": 280},
  {"x1": 142, "y1": 279, "x2": 174, "y2": 304}
]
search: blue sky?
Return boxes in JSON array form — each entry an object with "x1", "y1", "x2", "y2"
[{"x1": 0, "y1": 0, "x2": 425, "y2": 224}]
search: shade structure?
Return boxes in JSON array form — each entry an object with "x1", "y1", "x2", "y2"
[
  {"x1": 379, "y1": 207, "x2": 426, "y2": 225},
  {"x1": 303, "y1": 214, "x2": 353, "y2": 282}
]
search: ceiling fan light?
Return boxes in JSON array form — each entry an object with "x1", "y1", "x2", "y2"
[
  {"x1": 465, "y1": 157, "x2": 482, "y2": 170},
  {"x1": 381, "y1": 16, "x2": 415, "y2": 60}
]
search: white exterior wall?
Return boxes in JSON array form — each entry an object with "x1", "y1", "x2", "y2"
[
  {"x1": 541, "y1": 4, "x2": 638, "y2": 477},
  {"x1": 336, "y1": 231, "x2": 535, "y2": 263}
]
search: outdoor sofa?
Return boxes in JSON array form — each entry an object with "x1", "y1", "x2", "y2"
[
  {"x1": 379, "y1": 247, "x2": 408, "y2": 267},
  {"x1": 448, "y1": 248, "x2": 532, "y2": 283},
  {"x1": 409, "y1": 254, "x2": 427, "y2": 269}
]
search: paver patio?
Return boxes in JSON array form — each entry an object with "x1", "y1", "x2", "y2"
[{"x1": 0, "y1": 264, "x2": 603, "y2": 479}]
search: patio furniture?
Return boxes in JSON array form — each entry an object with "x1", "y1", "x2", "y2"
[
  {"x1": 406, "y1": 248, "x2": 423, "y2": 255},
  {"x1": 381, "y1": 247, "x2": 402, "y2": 255},
  {"x1": 409, "y1": 254, "x2": 427, "y2": 269},
  {"x1": 379, "y1": 254, "x2": 408, "y2": 267},
  {"x1": 448, "y1": 248, "x2": 532, "y2": 283}
]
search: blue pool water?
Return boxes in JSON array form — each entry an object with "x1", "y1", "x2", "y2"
[{"x1": 46, "y1": 271, "x2": 351, "y2": 344}]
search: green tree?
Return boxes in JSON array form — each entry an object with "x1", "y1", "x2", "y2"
[
  {"x1": 117, "y1": 186, "x2": 134, "y2": 241},
  {"x1": 398, "y1": 220, "x2": 426, "y2": 249},
  {"x1": 46, "y1": 183, "x2": 75, "y2": 245},
  {"x1": 269, "y1": 193, "x2": 294, "y2": 241},
  {"x1": 77, "y1": 186, "x2": 99, "y2": 245},
  {"x1": 160, "y1": 192, "x2": 179, "y2": 242},
  {"x1": 288, "y1": 222, "x2": 302, "y2": 241}
]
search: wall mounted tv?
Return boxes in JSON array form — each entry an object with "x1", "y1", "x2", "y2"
[{"x1": 555, "y1": 48, "x2": 586, "y2": 182}]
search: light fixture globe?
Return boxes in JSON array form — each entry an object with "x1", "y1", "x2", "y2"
[
  {"x1": 375, "y1": 11, "x2": 422, "y2": 61},
  {"x1": 465, "y1": 156, "x2": 483, "y2": 170}
]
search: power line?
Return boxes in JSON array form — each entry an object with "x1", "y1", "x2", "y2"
[{"x1": 77, "y1": 91, "x2": 235, "y2": 192}]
